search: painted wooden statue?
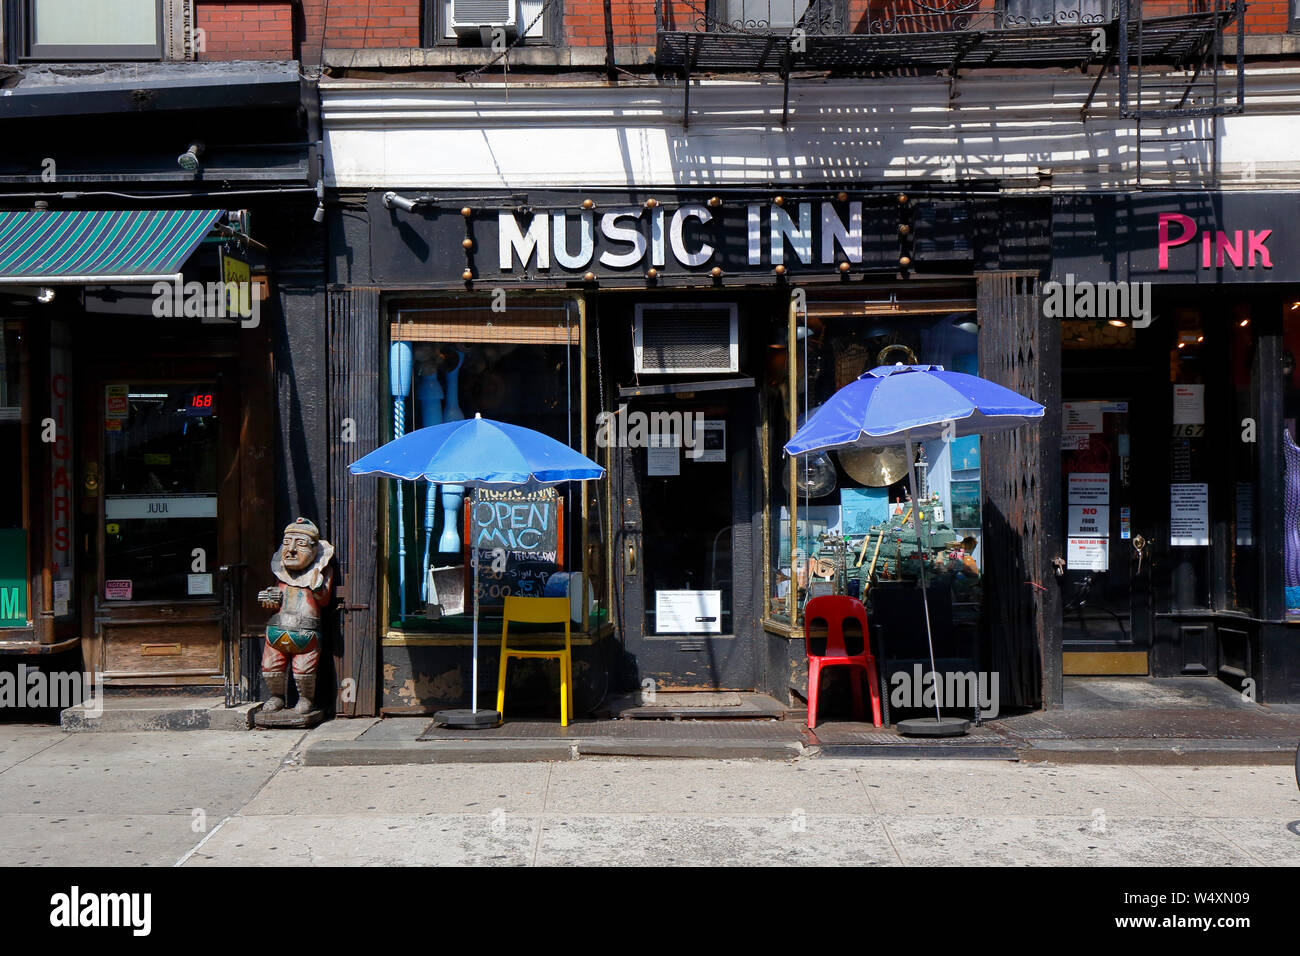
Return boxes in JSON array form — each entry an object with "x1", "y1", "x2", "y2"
[{"x1": 256, "y1": 517, "x2": 334, "y2": 727}]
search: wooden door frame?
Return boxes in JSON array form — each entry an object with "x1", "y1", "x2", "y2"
[{"x1": 82, "y1": 359, "x2": 240, "y2": 684}]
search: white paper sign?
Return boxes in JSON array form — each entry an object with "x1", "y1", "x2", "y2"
[
  {"x1": 1063, "y1": 402, "x2": 1104, "y2": 433},
  {"x1": 646, "y1": 445, "x2": 679, "y2": 477},
  {"x1": 1170, "y1": 483, "x2": 1210, "y2": 546},
  {"x1": 187, "y1": 573, "x2": 214, "y2": 596},
  {"x1": 53, "y1": 578, "x2": 70, "y2": 617},
  {"x1": 1173, "y1": 384, "x2": 1205, "y2": 425},
  {"x1": 1068, "y1": 473, "x2": 1111, "y2": 505},
  {"x1": 655, "y1": 590, "x2": 722, "y2": 634},
  {"x1": 1067, "y1": 537, "x2": 1109, "y2": 571},
  {"x1": 1068, "y1": 505, "x2": 1110, "y2": 537}
]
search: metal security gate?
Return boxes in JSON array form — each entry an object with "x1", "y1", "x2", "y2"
[
  {"x1": 977, "y1": 271, "x2": 1063, "y2": 709},
  {"x1": 328, "y1": 286, "x2": 381, "y2": 717}
]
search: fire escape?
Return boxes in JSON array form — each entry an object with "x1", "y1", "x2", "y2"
[{"x1": 654, "y1": 0, "x2": 1247, "y2": 189}]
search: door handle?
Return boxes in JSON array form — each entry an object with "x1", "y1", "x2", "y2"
[
  {"x1": 1132, "y1": 534, "x2": 1148, "y2": 576},
  {"x1": 625, "y1": 537, "x2": 638, "y2": 577}
]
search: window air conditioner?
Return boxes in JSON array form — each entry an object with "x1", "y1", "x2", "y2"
[
  {"x1": 633, "y1": 303, "x2": 740, "y2": 375},
  {"x1": 450, "y1": 0, "x2": 518, "y2": 40}
]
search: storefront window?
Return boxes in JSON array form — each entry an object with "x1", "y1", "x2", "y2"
[
  {"x1": 0, "y1": 325, "x2": 27, "y2": 626},
  {"x1": 384, "y1": 300, "x2": 601, "y2": 632},
  {"x1": 774, "y1": 289, "x2": 982, "y2": 639}
]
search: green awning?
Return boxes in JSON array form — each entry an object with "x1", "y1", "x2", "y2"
[{"x1": 0, "y1": 209, "x2": 222, "y2": 284}]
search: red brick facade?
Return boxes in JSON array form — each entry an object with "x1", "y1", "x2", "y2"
[
  {"x1": 192, "y1": 0, "x2": 1294, "y2": 61},
  {"x1": 195, "y1": 0, "x2": 421, "y2": 61}
]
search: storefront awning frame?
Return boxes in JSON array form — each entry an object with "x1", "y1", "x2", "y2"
[{"x1": 0, "y1": 209, "x2": 224, "y2": 286}]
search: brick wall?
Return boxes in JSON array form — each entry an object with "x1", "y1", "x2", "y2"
[
  {"x1": 193, "y1": 0, "x2": 1296, "y2": 59},
  {"x1": 195, "y1": 0, "x2": 421, "y2": 61},
  {"x1": 565, "y1": 0, "x2": 659, "y2": 46},
  {"x1": 195, "y1": 1, "x2": 295, "y2": 58}
]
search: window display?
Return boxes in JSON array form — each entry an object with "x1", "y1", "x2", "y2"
[
  {"x1": 769, "y1": 294, "x2": 983, "y2": 629},
  {"x1": 384, "y1": 303, "x2": 600, "y2": 632}
]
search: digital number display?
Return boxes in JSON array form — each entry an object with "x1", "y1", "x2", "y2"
[{"x1": 184, "y1": 391, "x2": 216, "y2": 417}]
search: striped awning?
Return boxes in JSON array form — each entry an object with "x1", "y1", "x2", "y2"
[{"x1": 0, "y1": 209, "x2": 223, "y2": 284}]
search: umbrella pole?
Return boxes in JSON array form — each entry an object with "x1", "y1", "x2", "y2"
[
  {"x1": 471, "y1": 487, "x2": 480, "y2": 715},
  {"x1": 905, "y1": 436, "x2": 943, "y2": 725}
]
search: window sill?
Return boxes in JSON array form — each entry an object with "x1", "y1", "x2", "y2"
[
  {"x1": 323, "y1": 45, "x2": 657, "y2": 71},
  {"x1": 384, "y1": 620, "x2": 612, "y2": 647}
]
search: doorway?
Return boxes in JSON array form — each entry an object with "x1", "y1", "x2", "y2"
[
  {"x1": 85, "y1": 364, "x2": 240, "y2": 685},
  {"x1": 1060, "y1": 340, "x2": 1163, "y2": 675},
  {"x1": 616, "y1": 392, "x2": 756, "y2": 691}
]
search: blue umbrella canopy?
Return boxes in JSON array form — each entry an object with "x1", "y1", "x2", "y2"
[
  {"x1": 349, "y1": 413, "x2": 605, "y2": 485},
  {"x1": 784, "y1": 364, "x2": 1045, "y2": 456}
]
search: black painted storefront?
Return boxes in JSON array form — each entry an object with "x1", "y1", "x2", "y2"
[{"x1": 326, "y1": 188, "x2": 1062, "y2": 714}]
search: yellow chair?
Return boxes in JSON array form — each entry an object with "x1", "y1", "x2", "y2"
[{"x1": 495, "y1": 596, "x2": 574, "y2": 726}]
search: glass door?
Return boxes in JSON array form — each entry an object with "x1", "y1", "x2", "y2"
[
  {"x1": 617, "y1": 393, "x2": 756, "y2": 691},
  {"x1": 94, "y1": 375, "x2": 232, "y2": 682}
]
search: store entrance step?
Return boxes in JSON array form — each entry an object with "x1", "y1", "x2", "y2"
[
  {"x1": 60, "y1": 695, "x2": 258, "y2": 732},
  {"x1": 605, "y1": 692, "x2": 788, "y2": 720}
]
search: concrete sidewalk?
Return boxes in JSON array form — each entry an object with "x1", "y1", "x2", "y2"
[{"x1": 1, "y1": 721, "x2": 1297, "y2": 866}]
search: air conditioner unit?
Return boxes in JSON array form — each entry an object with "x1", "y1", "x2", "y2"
[
  {"x1": 451, "y1": 0, "x2": 518, "y2": 40},
  {"x1": 633, "y1": 303, "x2": 740, "y2": 375}
]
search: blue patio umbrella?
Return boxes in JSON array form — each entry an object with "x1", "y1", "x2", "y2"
[
  {"x1": 785, "y1": 364, "x2": 1045, "y2": 735},
  {"x1": 351, "y1": 413, "x2": 605, "y2": 726}
]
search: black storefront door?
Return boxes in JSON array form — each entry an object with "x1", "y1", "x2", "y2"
[
  {"x1": 1060, "y1": 364, "x2": 1163, "y2": 674},
  {"x1": 616, "y1": 392, "x2": 755, "y2": 691}
]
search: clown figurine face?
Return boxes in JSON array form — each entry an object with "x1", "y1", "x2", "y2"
[{"x1": 281, "y1": 529, "x2": 318, "y2": 575}]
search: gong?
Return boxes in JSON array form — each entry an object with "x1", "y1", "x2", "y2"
[{"x1": 839, "y1": 446, "x2": 909, "y2": 487}]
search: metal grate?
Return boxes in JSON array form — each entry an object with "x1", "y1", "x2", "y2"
[{"x1": 634, "y1": 304, "x2": 739, "y2": 374}]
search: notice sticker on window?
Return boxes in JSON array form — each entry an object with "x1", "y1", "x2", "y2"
[
  {"x1": 105, "y1": 580, "x2": 132, "y2": 600},
  {"x1": 1068, "y1": 473, "x2": 1110, "y2": 505},
  {"x1": 53, "y1": 579, "x2": 70, "y2": 617},
  {"x1": 1170, "y1": 483, "x2": 1210, "y2": 546},
  {"x1": 105, "y1": 384, "x2": 129, "y2": 420},
  {"x1": 187, "y1": 573, "x2": 214, "y2": 596},
  {"x1": 1067, "y1": 537, "x2": 1108, "y2": 572}
]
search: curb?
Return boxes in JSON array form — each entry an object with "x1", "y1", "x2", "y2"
[
  {"x1": 1017, "y1": 738, "x2": 1299, "y2": 766},
  {"x1": 302, "y1": 737, "x2": 804, "y2": 765}
]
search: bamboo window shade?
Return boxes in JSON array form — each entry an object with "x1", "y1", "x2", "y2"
[{"x1": 390, "y1": 301, "x2": 579, "y2": 345}]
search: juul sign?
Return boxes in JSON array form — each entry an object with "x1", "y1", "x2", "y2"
[{"x1": 1158, "y1": 214, "x2": 1273, "y2": 270}]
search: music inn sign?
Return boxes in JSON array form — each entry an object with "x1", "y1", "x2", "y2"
[
  {"x1": 364, "y1": 191, "x2": 1292, "y2": 287},
  {"x1": 496, "y1": 200, "x2": 885, "y2": 272}
]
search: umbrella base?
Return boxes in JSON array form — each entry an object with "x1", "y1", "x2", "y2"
[
  {"x1": 433, "y1": 708, "x2": 501, "y2": 729},
  {"x1": 896, "y1": 716, "x2": 970, "y2": 737}
]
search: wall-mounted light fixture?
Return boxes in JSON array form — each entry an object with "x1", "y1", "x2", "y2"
[
  {"x1": 383, "y1": 191, "x2": 420, "y2": 213},
  {"x1": 177, "y1": 143, "x2": 204, "y2": 171}
]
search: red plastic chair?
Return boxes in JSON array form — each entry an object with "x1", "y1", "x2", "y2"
[{"x1": 804, "y1": 595, "x2": 882, "y2": 729}]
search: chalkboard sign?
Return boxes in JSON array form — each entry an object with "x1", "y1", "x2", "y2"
[{"x1": 465, "y1": 486, "x2": 565, "y2": 607}]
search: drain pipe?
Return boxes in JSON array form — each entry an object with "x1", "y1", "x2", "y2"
[{"x1": 603, "y1": 0, "x2": 617, "y2": 81}]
